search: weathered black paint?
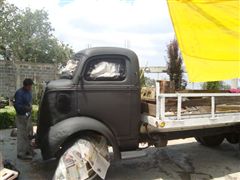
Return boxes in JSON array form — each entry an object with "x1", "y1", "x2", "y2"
[
  {"x1": 37, "y1": 47, "x2": 141, "y2": 160},
  {"x1": 40, "y1": 117, "x2": 121, "y2": 160}
]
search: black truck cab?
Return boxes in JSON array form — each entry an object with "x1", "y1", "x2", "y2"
[{"x1": 37, "y1": 47, "x2": 141, "y2": 160}]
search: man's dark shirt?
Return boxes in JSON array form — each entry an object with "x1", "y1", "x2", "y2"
[{"x1": 14, "y1": 87, "x2": 32, "y2": 115}]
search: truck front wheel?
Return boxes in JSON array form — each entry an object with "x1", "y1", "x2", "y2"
[
  {"x1": 53, "y1": 136, "x2": 110, "y2": 180},
  {"x1": 195, "y1": 135, "x2": 224, "y2": 147}
]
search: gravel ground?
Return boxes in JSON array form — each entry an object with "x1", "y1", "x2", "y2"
[{"x1": 0, "y1": 129, "x2": 240, "y2": 180}]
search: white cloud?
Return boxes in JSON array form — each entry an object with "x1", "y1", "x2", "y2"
[{"x1": 7, "y1": 0, "x2": 175, "y2": 66}]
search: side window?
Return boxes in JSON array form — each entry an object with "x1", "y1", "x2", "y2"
[{"x1": 84, "y1": 58, "x2": 126, "y2": 81}]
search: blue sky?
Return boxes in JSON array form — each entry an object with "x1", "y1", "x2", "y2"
[
  {"x1": 8, "y1": 0, "x2": 175, "y2": 68},
  {"x1": 6, "y1": 0, "x2": 239, "y2": 88}
]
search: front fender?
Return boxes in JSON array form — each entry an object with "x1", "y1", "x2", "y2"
[{"x1": 43, "y1": 116, "x2": 121, "y2": 160}]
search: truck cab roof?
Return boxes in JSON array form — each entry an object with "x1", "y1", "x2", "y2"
[{"x1": 74, "y1": 47, "x2": 138, "y2": 62}]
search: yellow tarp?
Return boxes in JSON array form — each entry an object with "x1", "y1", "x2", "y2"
[{"x1": 167, "y1": 0, "x2": 240, "y2": 82}]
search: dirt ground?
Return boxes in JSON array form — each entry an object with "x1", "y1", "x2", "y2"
[{"x1": 0, "y1": 129, "x2": 240, "y2": 180}]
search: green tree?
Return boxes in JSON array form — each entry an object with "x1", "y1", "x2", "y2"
[
  {"x1": 166, "y1": 39, "x2": 186, "y2": 90},
  {"x1": 0, "y1": 2, "x2": 73, "y2": 63},
  {"x1": 0, "y1": 1, "x2": 20, "y2": 60},
  {"x1": 202, "y1": 81, "x2": 230, "y2": 90},
  {"x1": 144, "y1": 76, "x2": 155, "y2": 87}
]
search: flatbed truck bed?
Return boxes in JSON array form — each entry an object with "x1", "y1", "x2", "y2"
[{"x1": 141, "y1": 86, "x2": 240, "y2": 132}]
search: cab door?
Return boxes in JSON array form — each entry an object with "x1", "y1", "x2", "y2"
[{"x1": 77, "y1": 55, "x2": 139, "y2": 149}]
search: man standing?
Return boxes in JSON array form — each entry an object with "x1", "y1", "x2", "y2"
[{"x1": 14, "y1": 78, "x2": 34, "y2": 160}]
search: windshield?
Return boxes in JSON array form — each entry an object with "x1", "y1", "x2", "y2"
[
  {"x1": 59, "y1": 52, "x2": 85, "y2": 79},
  {"x1": 59, "y1": 59, "x2": 79, "y2": 79}
]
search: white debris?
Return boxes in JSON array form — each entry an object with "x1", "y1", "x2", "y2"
[
  {"x1": 53, "y1": 137, "x2": 110, "y2": 180},
  {"x1": 89, "y1": 61, "x2": 121, "y2": 79},
  {"x1": 59, "y1": 60, "x2": 78, "y2": 77}
]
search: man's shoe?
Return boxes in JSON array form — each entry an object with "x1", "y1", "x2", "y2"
[{"x1": 17, "y1": 155, "x2": 33, "y2": 160}]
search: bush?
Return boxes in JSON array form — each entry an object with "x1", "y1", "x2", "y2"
[
  {"x1": 0, "y1": 112, "x2": 15, "y2": 129},
  {"x1": 202, "y1": 81, "x2": 230, "y2": 90},
  {"x1": 0, "y1": 96, "x2": 9, "y2": 108},
  {"x1": 32, "y1": 105, "x2": 38, "y2": 123},
  {"x1": 0, "y1": 105, "x2": 38, "y2": 129}
]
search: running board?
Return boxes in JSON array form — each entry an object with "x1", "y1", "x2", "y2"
[{"x1": 121, "y1": 150, "x2": 146, "y2": 159}]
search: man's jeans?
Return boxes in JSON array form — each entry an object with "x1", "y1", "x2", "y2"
[{"x1": 16, "y1": 114, "x2": 33, "y2": 156}]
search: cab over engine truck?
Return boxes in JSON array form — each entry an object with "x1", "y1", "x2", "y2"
[{"x1": 36, "y1": 47, "x2": 240, "y2": 179}]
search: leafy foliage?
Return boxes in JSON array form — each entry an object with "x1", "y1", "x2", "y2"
[
  {"x1": 166, "y1": 39, "x2": 186, "y2": 90},
  {"x1": 202, "y1": 81, "x2": 230, "y2": 90},
  {"x1": 140, "y1": 69, "x2": 156, "y2": 87},
  {"x1": 32, "y1": 82, "x2": 44, "y2": 105},
  {"x1": 0, "y1": 1, "x2": 73, "y2": 63},
  {"x1": 144, "y1": 76, "x2": 155, "y2": 87},
  {"x1": 0, "y1": 105, "x2": 38, "y2": 129}
]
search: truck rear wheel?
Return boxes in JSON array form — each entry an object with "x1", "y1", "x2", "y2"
[
  {"x1": 226, "y1": 133, "x2": 239, "y2": 144},
  {"x1": 195, "y1": 135, "x2": 224, "y2": 147}
]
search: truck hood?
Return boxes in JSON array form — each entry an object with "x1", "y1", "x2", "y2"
[{"x1": 46, "y1": 79, "x2": 74, "y2": 90}]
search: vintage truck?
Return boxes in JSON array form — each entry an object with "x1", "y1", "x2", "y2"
[{"x1": 36, "y1": 47, "x2": 240, "y2": 179}]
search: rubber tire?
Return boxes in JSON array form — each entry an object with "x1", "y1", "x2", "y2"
[
  {"x1": 195, "y1": 137, "x2": 203, "y2": 144},
  {"x1": 226, "y1": 134, "x2": 239, "y2": 144},
  {"x1": 55, "y1": 137, "x2": 98, "y2": 180},
  {"x1": 195, "y1": 135, "x2": 224, "y2": 147}
]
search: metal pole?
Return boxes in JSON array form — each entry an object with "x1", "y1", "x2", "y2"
[
  {"x1": 211, "y1": 96, "x2": 215, "y2": 119},
  {"x1": 156, "y1": 81, "x2": 160, "y2": 119},
  {"x1": 160, "y1": 96, "x2": 165, "y2": 119},
  {"x1": 177, "y1": 94, "x2": 182, "y2": 120},
  {"x1": 231, "y1": 78, "x2": 238, "y2": 89}
]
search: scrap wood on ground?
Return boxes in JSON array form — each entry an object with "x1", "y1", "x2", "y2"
[
  {"x1": 0, "y1": 168, "x2": 19, "y2": 180},
  {"x1": 0, "y1": 152, "x2": 19, "y2": 180}
]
